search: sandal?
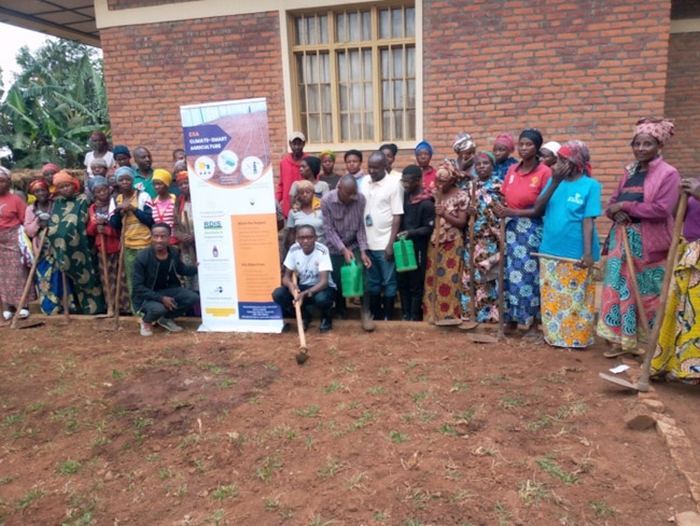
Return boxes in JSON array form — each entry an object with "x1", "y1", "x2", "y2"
[{"x1": 603, "y1": 346, "x2": 643, "y2": 358}]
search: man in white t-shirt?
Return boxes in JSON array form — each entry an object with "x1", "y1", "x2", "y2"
[
  {"x1": 272, "y1": 225, "x2": 336, "y2": 333},
  {"x1": 360, "y1": 150, "x2": 404, "y2": 321}
]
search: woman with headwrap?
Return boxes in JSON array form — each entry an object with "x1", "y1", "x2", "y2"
[
  {"x1": 319, "y1": 150, "x2": 341, "y2": 190},
  {"x1": 538, "y1": 140, "x2": 601, "y2": 349},
  {"x1": 24, "y1": 178, "x2": 73, "y2": 315},
  {"x1": 492, "y1": 133, "x2": 518, "y2": 183},
  {"x1": 452, "y1": 133, "x2": 477, "y2": 181},
  {"x1": 290, "y1": 156, "x2": 330, "y2": 200},
  {"x1": 597, "y1": 117, "x2": 680, "y2": 358},
  {"x1": 415, "y1": 141, "x2": 437, "y2": 190},
  {"x1": 286, "y1": 179, "x2": 325, "y2": 250},
  {"x1": 47, "y1": 171, "x2": 106, "y2": 314},
  {"x1": 495, "y1": 128, "x2": 552, "y2": 339},
  {"x1": 151, "y1": 169, "x2": 178, "y2": 245},
  {"x1": 0, "y1": 167, "x2": 32, "y2": 320},
  {"x1": 461, "y1": 152, "x2": 504, "y2": 323},
  {"x1": 87, "y1": 176, "x2": 130, "y2": 315},
  {"x1": 173, "y1": 170, "x2": 199, "y2": 295},
  {"x1": 423, "y1": 161, "x2": 468, "y2": 324},
  {"x1": 26, "y1": 163, "x2": 60, "y2": 206},
  {"x1": 84, "y1": 131, "x2": 114, "y2": 178},
  {"x1": 651, "y1": 178, "x2": 700, "y2": 383},
  {"x1": 109, "y1": 166, "x2": 154, "y2": 313}
]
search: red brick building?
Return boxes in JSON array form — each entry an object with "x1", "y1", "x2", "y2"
[{"x1": 90, "y1": 0, "x2": 700, "y2": 201}]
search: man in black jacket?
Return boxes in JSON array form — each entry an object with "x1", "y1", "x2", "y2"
[{"x1": 132, "y1": 223, "x2": 199, "y2": 336}]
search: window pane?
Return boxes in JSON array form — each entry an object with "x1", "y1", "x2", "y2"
[
  {"x1": 323, "y1": 114, "x2": 332, "y2": 142},
  {"x1": 383, "y1": 110, "x2": 390, "y2": 139},
  {"x1": 321, "y1": 85, "x2": 331, "y2": 112},
  {"x1": 362, "y1": 11, "x2": 371, "y2": 40},
  {"x1": 306, "y1": 16, "x2": 316, "y2": 45},
  {"x1": 364, "y1": 113, "x2": 373, "y2": 138},
  {"x1": 393, "y1": 110, "x2": 403, "y2": 139},
  {"x1": 319, "y1": 15, "x2": 328, "y2": 44},
  {"x1": 381, "y1": 48, "x2": 389, "y2": 77},
  {"x1": 405, "y1": 7, "x2": 415, "y2": 37},
  {"x1": 382, "y1": 80, "x2": 390, "y2": 106},
  {"x1": 336, "y1": 13, "x2": 345, "y2": 42},
  {"x1": 295, "y1": 17, "x2": 304, "y2": 45},
  {"x1": 363, "y1": 49, "x2": 372, "y2": 80},
  {"x1": 308, "y1": 84, "x2": 319, "y2": 113},
  {"x1": 393, "y1": 48, "x2": 403, "y2": 77},
  {"x1": 406, "y1": 46, "x2": 415, "y2": 77},
  {"x1": 392, "y1": 8, "x2": 402, "y2": 38},
  {"x1": 351, "y1": 84, "x2": 361, "y2": 111},
  {"x1": 406, "y1": 110, "x2": 416, "y2": 141},
  {"x1": 341, "y1": 114, "x2": 349, "y2": 141},
  {"x1": 379, "y1": 9, "x2": 389, "y2": 39},
  {"x1": 364, "y1": 84, "x2": 373, "y2": 110},
  {"x1": 348, "y1": 12, "x2": 359, "y2": 41},
  {"x1": 309, "y1": 114, "x2": 321, "y2": 142},
  {"x1": 337, "y1": 51, "x2": 347, "y2": 82},
  {"x1": 393, "y1": 80, "x2": 403, "y2": 107},
  {"x1": 407, "y1": 79, "x2": 416, "y2": 107},
  {"x1": 350, "y1": 50, "x2": 360, "y2": 78},
  {"x1": 351, "y1": 113, "x2": 362, "y2": 140},
  {"x1": 320, "y1": 54, "x2": 330, "y2": 83}
]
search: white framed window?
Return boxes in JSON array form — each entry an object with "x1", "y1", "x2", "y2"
[{"x1": 289, "y1": 3, "x2": 417, "y2": 147}]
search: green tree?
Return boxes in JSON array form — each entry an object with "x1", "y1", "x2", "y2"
[{"x1": 0, "y1": 38, "x2": 109, "y2": 169}]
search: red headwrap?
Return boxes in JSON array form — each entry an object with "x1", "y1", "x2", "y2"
[
  {"x1": 28, "y1": 179, "x2": 50, "y2": 194},
  {"x1": 53, "y1": 170, "x2": 81, "y2": 193},
  {"x1": 633, "y1": 117, "x2": 675, "y2": 146},
  {"x1": 558, "y1": 140, "x2": 592, "y2": 176},
  {"x1": 494, "y1": 133, "x2": 515, "y2": 153},
  {"x1": 176, "y1": 171, "x2": 189, "y2": 183},
  {"x1": 42, "y1": 163, "x2": 60, "y2": 175}
]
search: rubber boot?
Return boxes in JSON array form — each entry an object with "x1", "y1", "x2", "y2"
[
  {"x1": 369, "y1": 294, "x2": 383, "y2": 320},
  {"x1": 360, "y1": 293, "x2": 375, "y2": 332},
  {"x1": 384, "y1": 295, "x2": 396, "y2": 321},
  {"x1": 400, "y1": 293, "x2": 411, "y2": 321},
  {"x1": 410, "y1": 297, "x2": 424, "y2": 322}
]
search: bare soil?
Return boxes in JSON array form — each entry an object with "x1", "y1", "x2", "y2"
[{"x1": 0, "y1": 318, "x2": 696, "y2": 526}]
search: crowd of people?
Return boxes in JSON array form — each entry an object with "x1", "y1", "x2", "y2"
[{"x1": 0, "y1": 119, "x2": 699, "y2": 384}]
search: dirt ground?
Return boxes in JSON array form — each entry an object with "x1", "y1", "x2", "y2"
[{"x1": 0, "y1": 317, "x2": 698, "y2": 526}]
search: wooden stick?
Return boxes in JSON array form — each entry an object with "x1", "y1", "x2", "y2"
[
  {"x1": 429, "y1": 187, "x2": 443, "y2": 324},
  {"x1": 183, "y1": 210, "x2": 196, "y2": 262},
  {"x1": 292, "y1": 272, "x2": 308, "y2": 350},
  {"x1": 467, "y1": 181, "x2": 477, "y2": 323},
  {"x1": 636, "y1": 192, "x2": 688, "y2": 391},
  {"x1": 620, "y1": 225, "x2": 650, "y2": 339},
  {"x1": 99, "y1": 232, "x2": 114, "y2": 317},
  {"x1": 112, "y1": 226, "x2": 127, "y2": 330},
  {"x1": 61, "y1": 272, "x2": 71, "y2": 323},
  {"x1": 498, "y1": 217, "x2": 506, "y2": 339},
  {"x1": 11, "y1": 228, "x2": 48, "y2": 329}
]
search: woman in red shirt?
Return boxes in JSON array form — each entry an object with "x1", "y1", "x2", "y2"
[{"x1": 496, "y1": 129, "x2": 552, "y2": 339}]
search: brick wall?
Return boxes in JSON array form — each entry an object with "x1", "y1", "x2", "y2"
[
  {"x1": 663, "y1": 32, "x2": 700, "y2": 178},
  {"x1": 100, "y1": 12, "x2": 285, "y2": 168},
  {"x1": 422, "y1": 0, "x2": 672, "y2": 205}
]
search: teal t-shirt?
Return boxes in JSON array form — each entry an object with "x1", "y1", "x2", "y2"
[{"x1": 539, "y1": 176, "x2": 602, "y2": 261}]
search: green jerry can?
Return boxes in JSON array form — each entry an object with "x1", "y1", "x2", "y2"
[
  {"x1": 340, "y1": 259, "x2": 364, "y2": 298},
  {"x1": 394, "y1": 235, "x2": 418, "y2": 272}
]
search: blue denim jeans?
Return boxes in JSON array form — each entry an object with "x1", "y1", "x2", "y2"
[
  {"x1": 272, "y1": 285, "x2": 334, "y2": 317},
  {"x1": 366, "y1": 249, "x2": 397, "y2": 297}
]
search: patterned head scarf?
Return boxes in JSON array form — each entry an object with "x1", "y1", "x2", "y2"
[
  {"x1": 557, "y1": 140, "x2": 592, "y2": 176},
  {"x1": 320, "y1": 150, "x2": 335, "y2": 161},
  {"x1": 41, "y1": 163, "x2": 60, "y2": 175},
  {"x1": 494, "y1": 133, "x2": 515, "y2": 153},
  {"x1": 53, "y1": 170, "x2": 75, "y2": 186},
  {"x1": 292, "y1": 179, "x2": 321, "y2": 212},
  {"x1": 28, "y1": 179, "x2": 50, "y2": 194},
  {"x1": 633, "y1": 117, "x2": 675, "y2": 146},
  {"x1": 415, "y1": 141, "x2": 433, "y2": 155},
  {"x1": 435, "y1": 160, "x2": 463, "y2": 186},
  {"x1": 115, "y1": 166, "x2": 134, "y2": 180},
  {"x1": 152, "y1": 169, "x2": 172, "y2": 187},
  {"x1": 519, "y1": 129, "x2": 543, "y2": 153},
  {"x1": 176, "y1": 171, "x2": 189, "y2": 183},
  {"x1": 476, "y1": 151, "x2": 496, "y2": 166},
  {"x1": 453, "y1": 133, "x2": 476, "y2": 154},
  {"x1": 87, "y1": 175, "x2": 109, "y2": 193},
  {"x1": 0, "y1": 166, "x2": 11, "y2": 180},
  {"x1": 90, "y1": 157, "x2": 108, "y2": 168}
]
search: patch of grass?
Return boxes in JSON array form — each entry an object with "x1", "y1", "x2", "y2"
[
  {"x1": 317, "y1": 457, "x2": 343, "y2": 479},
  {"x1": 228, "y1": 431, "x2": 246, "y2": 449},
  {"x1": 0, "y1": 476, "x2": 13, "y2": 485},
  {"x1": 263, "y1": 363, "x2": 278, "y2": 370},
  {"x1": 479, "y1": 373, "x2": 508, "y2": 386},
  {"x1": 159, "y1": 467, "x2": 173, "y2": 479},
  {"x1": 518, "y1": 480, "x2": 548, "y2": 505},
  {"x1": 499, "y1": 395, "x2": 526, "y2": 410},
  {"x1": 494, "y1": 501, "x2": 513, "y2": 525},
  {"x1": 212, "y1": 483, "x2": 239, "y2": 501},
  {"x1": 527, "y1": 414, "x2": 553, "y2": 431},
  {"x1": 373, "y1": 511, "x2": 387, "y2": 520},
  {"x1": 146, "y1": 453, "x2": 160, "y2": 462},
  {"x1": 435, "y1": 424, "x2": 458, "y2": 436},
  {"x1": 379, "y1": 367, "x2": 390, "y2": 375},
  {"x1": 590, "y1": 501, "x2": 615, "y2": 518},
  {"x1": 346, "y1": 472, "x2": 366, "y2": 490},
  {"x1": 307, "y1": 515, "x2": 337, "y2": 526},
  {"x1": 451, "y1": 381, "x2": 470, "y2": 392},
  {"x1": 453, "y1": 409, "x2": 475, "y2": 422},
  {"x1": 17, "y1": 488, "x2": 45, "y2": 511},
  {"x1": 336, "y1": 401, "x2": 359, "y2": 411},
  {"x1": 58, "y1": 460, "x2": 81, "y2": 476},
  {"x1": 353, "y1": 410, "x2": 379, "y2": 430},
  {"x1": 367, "y1": 386, "x2": 387, "y2": 395},
  {"x1": 111, "y1": 369, "x2": 123, "y2": 380},
  {"x1": 320, "y1": 381, "x2": 344, "y2": 394},
  {"x1": 292, "y1": 405, "x2": 320, "y2": 418},
  {"x1": 203, "y1": 509, "x2": 224, "y2": 525},
  {"x1": 218, "y1": 378, "x2": 237, "y2": 388},
  {"x1": 339, "y1": 363, "x2": 355, "y2": 373},
  {"x1": 537, "y1": 458, "x2": 578, "y2": 484},
  {"x1": 449, "y1": 489, "x2": 476, "y2": 503},
  {"x1": 255, "y1": 455, "x2": 283, "y2": 484},
  {"x1": 388, "y1": 431, "x2": 408, "y2": 444},
  {"x1": 411, "y1": 391, "x2": 429, "y2": 403},
  {"x1": 3, "y1": 412, "x2": 26, "y2": 427},
  {"x1": 400, "y1": 411, "x2": 436, "y2": 423}
]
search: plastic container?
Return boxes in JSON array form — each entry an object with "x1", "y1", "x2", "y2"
[
  {"x1": 340, "y1": 259, "x2": 364, "y2": 298},
  {"x1": 394, "y1": 235, "x2": 417, "y2": 272}
]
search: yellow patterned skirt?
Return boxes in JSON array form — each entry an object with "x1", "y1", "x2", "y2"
[{"x1": 651, "y1": 241, "x2": 700, "y2": 383}]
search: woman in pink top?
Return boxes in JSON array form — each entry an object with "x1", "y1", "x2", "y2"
[
  {"x1": 597, "y1": 117, "x2": 680, "y2": 358},
  {"x1": 496, "y1": 129, "x2": 552, "y2": 339}
]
